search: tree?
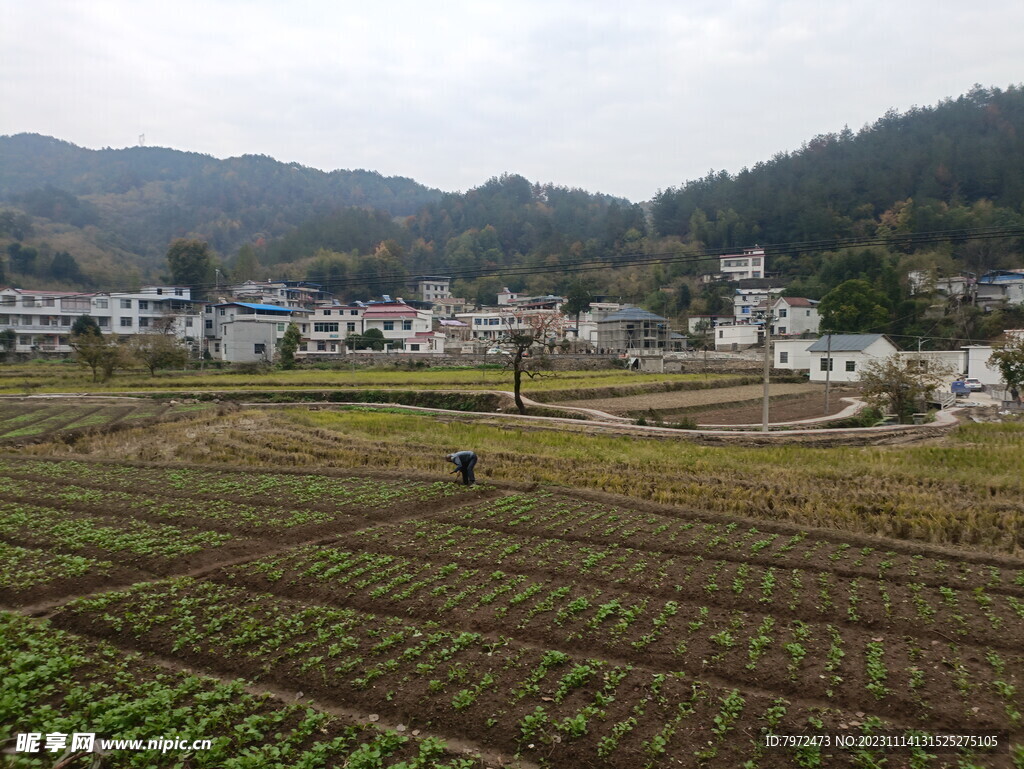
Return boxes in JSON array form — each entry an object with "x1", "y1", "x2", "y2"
[
  {"x1": 0, "y1": 328, "x2": 16, "y2": 362},
  {"x1": 130, "y1": 333, "x2": 188, "y2": 376},
  {"x1": 233, "y1": 244, "x2": 261, "y2": 282},
  {"x1": 50, "y1": 251, "x2": 86, "y2": 283},
  {"x1": 989, "y1": 335, "x2": 1024, "y2": 401},
  {"x1": 7, "y1": 242, "x2": 37, "y2": 274},
  {"x1": 857, "y1": 354, "x2": 952, "y2": 423},
  {"x1": 562, "y1": 282, "x2": 592, "y2": 339},
  {"x1": 818, "y1": 279, "x2": 890, "y2": 333},
  {"x1": 166, "y1": 239, "x2": 214, "y2": 293},
  {"x1": 69, "y1": 324, "x2": 125, "y2": 382},
  {"x1": 71, "y1": 314, "x2": 101, "y2": 337},
  {"x1": 346, "y1": 327, "x2": 386, "y2": 351},
  {"x1": 497, "y1": 309, "x2": 567, "y2": 414},
  {"x1": 278, "y1": 323, "x2": 302, "y2": 369}
]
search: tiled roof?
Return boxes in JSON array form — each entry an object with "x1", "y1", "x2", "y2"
[{"x1": 778, "y1": 297, "x2": 818, "y2": 307}]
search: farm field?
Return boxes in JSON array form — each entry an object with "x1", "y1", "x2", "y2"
[
  {"x1": 558, "y1": 381, "x2": 824, "y2": 417},
  {"x1": 0, "y1": 398, "x2": 213, "y2": 443},
  {"x1": 0, "y1": 361, "x2": 742, "y2": 396},
  {"x1": 2, "y1": 456, "x2": 1022, "y2": 767},
  {"x1": 27, "y1": 407, "x2": 1024, "y2": 554}
]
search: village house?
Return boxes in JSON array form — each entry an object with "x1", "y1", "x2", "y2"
[
  {"x1": 207, "y1": 302, "x2": 306, "y2": 363},
  {"x1": 0, "y1": 285, "x2": 200, "y2": 355},
  {"x1": 770, "y1": 296, "x2": 820, "y2": 336},
  {"x1": 806, "y1": 334, "x2": 901, "y2": 383}
]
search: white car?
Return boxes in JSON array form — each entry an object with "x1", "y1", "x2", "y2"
[{"x1": 963, "y1": 378, "x2": 984, "y2": 391}]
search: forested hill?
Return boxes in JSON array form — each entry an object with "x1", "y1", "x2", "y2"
[
  {"x1": 0, "y1": 134, "x2": 442, "y2": 260},
  {"x1": 651, "y1": 85, "x2": 1024, "y2": 248}
]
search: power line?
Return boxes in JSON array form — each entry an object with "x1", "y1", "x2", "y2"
[{"x1": 47, "y1": 225, "x2": 1024, "y2": 296}]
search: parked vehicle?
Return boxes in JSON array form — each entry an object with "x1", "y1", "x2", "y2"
[{"x1": 963, "y1": 378, "x2": 984, "y2": 391}]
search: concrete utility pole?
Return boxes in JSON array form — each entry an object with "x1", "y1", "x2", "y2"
[
  {"x1": 824, "y1": 333, "x2": 832, "y2": 414},
  {"x1": 761, "y1": 314, "x2": 772, "y2": 432}
]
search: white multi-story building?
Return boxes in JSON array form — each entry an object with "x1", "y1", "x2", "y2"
[
  {"x1": 410, "y1": 276, "x2": 452, "y2": 302},
  {"x1": 207, "y1": 302, "x2": 308, "y2": 363},
  {"x1": 304, "y1": 304, "x2": 364, "y2": 356},
  {"x1": 0, "y1": 285, "x2": 199, "y2": 354},
  {"x1": 456, "y1": 307, "x2": 565, "y2": 344},
  {"x1": 733, "y1": 287, "x2": 782, "y2": 322},
  {"x1": 770, "y1": 297, "x2": 820, "y2": 336},
  {"x1": 302, "y1": 300, "x2": 444, "y2": 355},
  {"x1": 719, "y1": 247, "x2": 766, "y2": 280}
]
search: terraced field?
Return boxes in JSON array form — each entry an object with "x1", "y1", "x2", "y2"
[
  {"x1": 0, "y1": 399, "x2": 212, "y2": 443},
  {"x1": 1, "y1": 457, "x2": 1020, "y2": 767}
]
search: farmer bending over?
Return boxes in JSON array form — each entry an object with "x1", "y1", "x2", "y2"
[{"x1": 446, "y1": 451, "x2": 477, "y2": 485}]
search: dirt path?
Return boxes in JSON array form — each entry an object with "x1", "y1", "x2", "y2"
[{"x1": 561, "y1": 381, "x2": 824, "y2": 415}]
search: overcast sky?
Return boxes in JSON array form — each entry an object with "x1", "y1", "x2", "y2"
[{"x1": 2, "y1": 1, "x2": 1022, "y2": 202}]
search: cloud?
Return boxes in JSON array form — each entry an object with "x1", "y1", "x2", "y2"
[{"x1": 2, "y1": 0, "x2": 1022, "y2": 201}]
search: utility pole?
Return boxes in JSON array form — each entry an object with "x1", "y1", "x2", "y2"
[
  {"x1": 824, "y1": 333, "x2": 832, "y2": 414},
  {"x1": 761, "y1": 314, "x2": 772, "y2": 432}
]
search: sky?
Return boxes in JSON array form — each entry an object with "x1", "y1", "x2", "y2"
[{"x1": 2, "y1": 1, "x2": 1023, "y2": 202}]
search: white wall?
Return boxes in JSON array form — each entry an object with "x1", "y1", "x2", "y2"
[
  {"x1": 715, "y1": 324, "x2": 759, "y2": 351},
  {"x1": 774, "y1": 339, "x2": 813, "y2": 370}
]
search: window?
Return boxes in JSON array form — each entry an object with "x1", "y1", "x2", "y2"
[
  {"x1": 43, "y1": 298, "x2": 55, "y2": 307},
  {"x1": 779, "y1": 351, "x2": 789, "y2": 363},
  {"x1": 410, "y1": 344, "x2": 420, "y2": 351},
  {"x1": 254, "y1": 343, "x2": 266, "y2": 355},
  {"x1": 317, "y1": 341, "x2": 326, "y2": 351},
  {"x1": 277, "y1": 323, "x2": 285, "y2": 331},
  {"x1": 806, "y1": 310, "x2": 812, "y2": 317},
  {"x1": 846, "y1": 361, "x2": 856, "y2": 372},
  {"x1": 313, "y1": 322, "x2": 339, "y2": 333},
  {"x1": 323, "y1": 310, "x2": 332, "y2": 316},
  {"x1": 61, "y1": 317, "x2": 71, "y2": 326},
  {"x1": 21, "y1": 315, "x2": 33, "y2": 325},
  {"x1": 205, "y1": 319, "x2": 213, "y2": 330},
  {"x1": 383, "y1": 321, "x2": 394, "y2": 331},
  {"x1": 742, "y1": 307, "x2": 750, "y2": 314},
  {"x1": 120, "y1": 317, "x2": 133, "y2": 327},
  {"x1": 120, "y1": 299, "x2": 132, "y2": 309},
  {"x1": 219, "y1": 309, "x2": 225, "y2": 316},
  {"x1": 719, "y1": 330, "x2": 724, "y2": 339},
  {"x1": 175, "y1": 288, "x2": 183, "y2": 296},
  {"x1": 489, "y1": 318, "x2": 499, "y2": 325},
  {"x1": 205, "y1": 306, "x2": 213, "y2": 313},
  {"x1": 156, "y1": 288, "x2": 163, "y2": 295},
  {"x1": 778, "y1": 308, "x2": 787, "y2": 318},
  {"x1": 350, "y1": 310, "x2": 359, "y2": 315},
  {"x1": 185, "y1": 318, "x2": 193, "y2": 327},
  {"x1": 778, "y1": 326, "x2": 786, "y2": 334},
  {"x1": 820, "y1": 358, "x2": 833, "y2": 371},
  {"x1": 138, "y1": 300, "x2": 149, "y2": 310},
  {"x1": 214, "y1": 342, "x2": 220, "y2": 352},
  {"x1": 98, "y1": 317, "x2": 109, "y2": 327},
  {"x1": 402, "y1": 320, "x2": 412, "y2": 330},
  {"x1": 475, "y1": 319, "x2": 482, "y2": 325},
  {"x1": 347, "y1": 322, "x2": 356, "y2": 332},
  {"x1": 139, "y1": 317, "x2": 150, "y2": 328}
]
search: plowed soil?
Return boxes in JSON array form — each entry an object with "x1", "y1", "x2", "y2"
[{"x1": 5, "y1": 458, "x2": 1018, "y2": 767}]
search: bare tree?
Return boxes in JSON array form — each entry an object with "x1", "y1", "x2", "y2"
[
  {"x1": 130, "y1": 333, "x2": 188, "y2": 376},
  {"x1": 496, "y1": 308, "x2": 567, "y2": 414}
]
